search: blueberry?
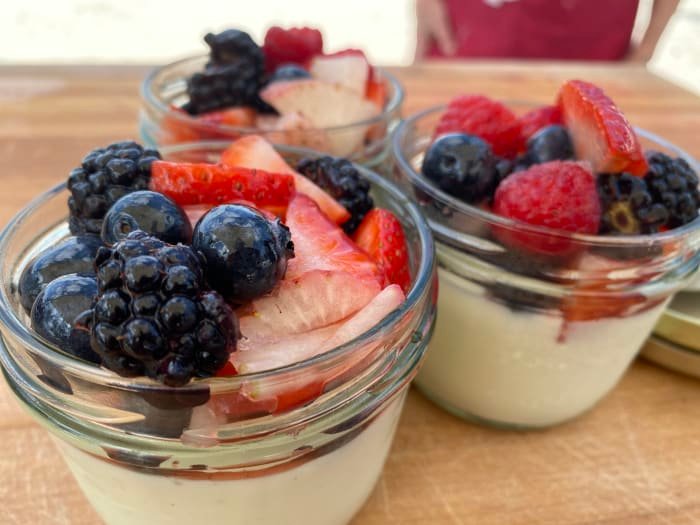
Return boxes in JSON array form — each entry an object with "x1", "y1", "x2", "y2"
[
  {"x1": 192, "y1": 204, "x2": 294, "y2": 302},
  {"x1": 526, "y1": 125, "x2": 574, "y2": 164},
  {"x1": 19, "y1": 235, "x2": 103, "y2": 313},
  {"x1": 30, "y1": 274, "x2": 100, "y2": 363},
  {"x1": 101, "y1": 190, "x2": 192, "y2": 246},
  {"x1": 268, "y1": 64, "x2": 311, "y2": 83},
  {"x1": 421, "y1": 133, "x2": 498, "y2": 203}
]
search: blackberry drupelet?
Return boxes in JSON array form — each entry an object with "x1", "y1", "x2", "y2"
[
  {"x1": 68, "y1": 141, "x2": 160, "y2": 235},
  {"x1": 86, "y1": 231, "x2": 238, "y2": 387},
  {"x1": 296, "y1": 156, "x2": 374, "y2": 234},
  {"x1": 644, "y1": 151, "x2": 700, "y2": 228},
  {"x1": 598, "y1": 173, "x2": 668, "y2": 234},
  {"x1": 204, "y1": 29, "x2": 264, "y2": 74}
]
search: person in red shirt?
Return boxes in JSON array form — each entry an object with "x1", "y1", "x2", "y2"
[{"x1": 415, "y1": 0, "x2": 680, "y2": 62}]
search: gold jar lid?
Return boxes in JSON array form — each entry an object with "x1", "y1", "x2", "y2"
[{"x1": 653, "y1": 292, "x2": 700, "y2": 352}]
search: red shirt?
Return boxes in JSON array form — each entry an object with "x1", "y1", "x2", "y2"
[{"x1": 428, "y1": 0, "x2": 639, "y2": 61}]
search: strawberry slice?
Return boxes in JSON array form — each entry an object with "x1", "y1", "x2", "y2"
[
  {"x1": 220, "y1": 135, "x2": 351, "y2": 224},
  {"x1": 366, "y1": 77, "x2": 387, "y2": 109},
  {"x1": 284, "y1": 193, "x2": 382, "y2": 282},
  {"x1": 353, "y1": 208, "x2": 411, "y2": 293},
  {"x1": 518, "y1": 105, "x2": 562, "y2": 139},
  {"x1": 197, "y1": 107, "x2": 256, "y2": 128},
  {"x1": 150, "y1": 160, "x2": 294, "y2": 208},
  {"x1": 183, "y1": 201, "x2": 280, "y2": 227},
  {"x1": 558, "y1": 80, "x2": 648, "y2": 176}
]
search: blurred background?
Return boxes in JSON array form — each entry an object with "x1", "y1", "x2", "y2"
[{"x1": 1, "y1": 0, "x2": 699, "y2": 94}]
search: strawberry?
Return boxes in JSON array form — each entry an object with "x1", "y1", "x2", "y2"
[
  {"x1": 263, "y1": 26, "x2": 323, "y2": 73},
  {"x1": 220, "y1": 135, "x2": 350, "y2": 224},
  {"x1": 309, "y1": 53, "x2": 369, "y2": 95},
  {"x1": 353, "y1": 209, "x2": 411, "y2": 293},
  {"x1": 493, "y1": 161, "x2": 601, "y2": 255},
  {"x1": 365, "y1": 77, "x2": 387, "y2": 109},
  {"x1": 435, "y1": 95, "x2": 524, "y2": 158},
  {"x1": 283, "y1": 193, "x2": 381, "y2": 282},
  {"x1": 150, "y1": 161, "x2": 294, "y2": 208},
  {"x1": 518, "y1": 105, "x2": 563, "y2": 139},
  {"x1": 558, "y1": 79, "x2": 648, "y2": 176},
  {"x1": 197, "y1": 106, "x2": 257, "y2": 128}
]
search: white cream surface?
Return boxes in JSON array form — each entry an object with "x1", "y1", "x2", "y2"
[
  {"x1": 57, "y1": 394, "x2": 405, "y2": 525},
  {"x1": 416, "y1": 267, "x2": 667, "y2": 428}
]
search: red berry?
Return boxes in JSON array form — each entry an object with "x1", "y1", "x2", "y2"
[
  {"x1": 435, "y1": 95, "x2": 524, "y2": 158},
  {"x1": 558, "y1": 79, "x2": 648, "y2": 176},
  {"x1": 263, "y1": 26, "x2": 323, "y2": 72},
  {"x1": 150, "y1": 161, "x2": 295, "y2": 209},
  {"x1": 493, "y1": 161, "x2": 601, "y2": 254},
  {"x1": 518, "y1": 105, "x2": 563, "y2": 139},
  {"x1": 353, "y1": 208, "x2": 411, "y2": 293}
]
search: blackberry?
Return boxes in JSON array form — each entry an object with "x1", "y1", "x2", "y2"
[
  {"x1": 296, "y1": 156, "x2": 374, "y2": 234},
  {"x1": 68, "y1": 141, "x2": 160, "y2": 235},
  {"x1": 86, "y1": 231, "x2": 238, "y2": 387},
  {"x1": 204, "y1": 29, "x2": 264, "y2": 74},
  {"x1": 421, "y1": 133, "x2": 498, "y2": 204},
  {"x1": 598, "y1": 173, "x2": 668, "y2": 234},
  {"x1": 644, "y1": 151, "x2": 700, "y2": 228}
]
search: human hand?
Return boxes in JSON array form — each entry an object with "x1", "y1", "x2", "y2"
[
  {"x1": 625, "y1": 43, "x2": 655, "y2": 63},
  {"x1": 415, "y1": 0, "x2": 457, "y2": 61}
]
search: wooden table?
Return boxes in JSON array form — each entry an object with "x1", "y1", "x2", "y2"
[{"x1": 1, "y1": 63, "x2": 700, "y2": 524}]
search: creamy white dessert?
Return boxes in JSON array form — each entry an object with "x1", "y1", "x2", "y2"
[
  {"x1": 416, "y1": 266, "x2": 668, "y2": 428},
  {"x1": 56, "y1": 393, "x2": 405, "y2": 525}
]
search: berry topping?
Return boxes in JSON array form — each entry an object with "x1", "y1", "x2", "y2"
[
  {"x1": 31, "y1": 274, "x2": 100, "y2": 363},
  {"x1": 525, "y1": 125, "x2": 574, "y2": 164},
  {"x1": 435, "y1": 95, "x2": 524, "y2": 158},
  {"x1": 644, "y1": 151, "x2": 700, "y2": 228},
  {"x1": 422, "y1": 133, "x2": 499, "y2": 203},
  {"x1": 192, "y1": 204, "x2": 294, "y2": 303},
  {"x1": 19, "y1": 235, "x2": 102, "y2": 313},
  {"x1": 183, "y1": 62, "x2": 262, "y2": 116},
  {"x1": 88, "y1": 231, "x2": 238, "y2": 386},
  {"x1": 296, "y1": 156, "x2": 374, "y2": 233},
  {"x1": 262, "y1": 26, "x2": 323, "y2": 73},
  {"x1": 203, "y1": 29, "x2": 264, "y2": 73},
  {"x1": 353, "y1": 209, "x2": 411, "y2": 292},
  {"x1": 518, "y1": 105, "x2": 563, "y2": 139},
  {"x1": 68, "y1": 141, "x2": 159, "y2": 235},
  {"x1": 219, "y1": 135, "x2": 350, "y2": 224},
  {"x1": 150, "y1": 160, "x2": 295, "y2": 210},
  {"x1": 558, "y1": 79, "x2": 648, "y2": 176},
  {"x1": 101, "y1": 190, "x2": 192, "y2": 246},
  {"x1": 268, "y1": 64, "x2": 311, "y2": 83},
  {"x1": 493, "y1": 161, "x2": 601, "y2": 254},
  {"x1": 309, "y1": 53, "x2": 369, "y2": 95},
  {"x1": 598, "y1": 173, "x2": 668, "y2": 234}
]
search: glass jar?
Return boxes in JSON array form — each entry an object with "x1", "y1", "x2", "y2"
[
  {"x1": 392, "y1": 105, "x2": 700, "y2": 429},
  {"x1": 0, "y1": 143, "x2": 436, "y2": 525},
  {"x1": 139, "y1": 56, "x2": 404, "y2": 173}
]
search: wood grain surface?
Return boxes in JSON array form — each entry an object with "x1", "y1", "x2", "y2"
[{"x1": 1, "y1": 63, "x2": 700, "y2": 525}]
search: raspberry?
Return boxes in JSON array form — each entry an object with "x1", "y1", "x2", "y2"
[
  {"x1": 518, "y1": 105, "x2": 563, "y2": 139},
  {"x1": 435, "y1": 95, "x2": 524, "y2": 159},
  {"x1": 263, "y1": 26, "x2": 323, "y2": 73},
  {"x1": 493, "y1": 161, "x2": 601, "y2": 254}
]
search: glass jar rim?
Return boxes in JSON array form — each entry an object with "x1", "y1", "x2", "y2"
[
  {"x1": 140, "y1": 54, "x2": 405, "y2": 134},
  {"x1": 0, "y1": 141, "x2": 435, "y2": 393},
  {"x1": 393, "y1": 104, "x2": 700, "y2": 250}
]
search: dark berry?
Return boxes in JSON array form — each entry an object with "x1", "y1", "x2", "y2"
[
  {"x1": 526, "y1": 125, "x2": 574, "y2": 164},
  {"x1": 295, "y1": 156, "x2": 374, "y2": 233},
  {"x1": 644, "y1": 151, "x2": 700, "y2": 228},
  {"x1": 268, "y1": 64, "x2": 311, "y2": 83},
  {"x1": 18, "y1": 235, "x2": 103, "y2": 313},
  {"x1": 598, "y1": 173, "x2": 669, "y2": 234},
  {"x1": 30, "y1": 274, "x2": 100, "y2": 363},
  {"x1": 101, "y1": 190, "x2": 192, "y2": 246},
  {"x1": 204, "y1": 29, "x2": 264, "y2": 73},
  {"x1": 192, "y1": 204, "x2": 294, "y2": 302},
  {"x1": 69, "y1": 142, "x2": 159, "y2": 235},
  {"x1": 88, "y1": 231, "x2": 238, "y2": 386},
  {"x1": 421, "y1": 133, "x2": 498, "y2": 204}
]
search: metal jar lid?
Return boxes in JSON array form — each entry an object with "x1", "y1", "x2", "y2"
[
  {"x1": 642, "y1": 335, "x2": 700, "y2": 379},
  {"x1": 653, "y1": 292, "x2": 700, "y2": 351}
]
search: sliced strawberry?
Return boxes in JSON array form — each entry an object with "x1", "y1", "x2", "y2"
[
  {"x1": 558, "y1": 79, "x2": 648, "y2": 176},
  {"x1": 220, "y1": 135, "x2": 350, "y2": 224},
  {"x1": 518, "y1": 105, "x2": 563, "y2": 139},
  {"x1": 322, "y1": 49, "x2": 374, "y2": 82},
  {"x1": 284, "y1": 194, "x2": 381, "y2": 282},
  {"x1": 197, "y1": 106, "x2": 256, "y2": 128},
  {"x1": 353, "y1": 209, "x2": 411, "y2": 293},
  {"x1": 366, "y1": 77, "x2": 388, "y2": 109},
  {"x1": 309, "y1": 53, "x2": 369, "y2": 95},
  {"x1": 150, "y1": 161, "x2": 294, "y2": 208},
  {"x1": 183, "y1": 201, "x2": 280, "y2": 227}
]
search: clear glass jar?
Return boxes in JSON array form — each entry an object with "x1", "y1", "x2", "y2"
[
  {"x1": 139, "y1": 56, "x2": 404, "y2": 173},
  {"x1": 0, "y1": 143, "x2": 436, "y2": 525},
  {"x1": 392, "y1": 105, "x2": 700, "y2": 429}
]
